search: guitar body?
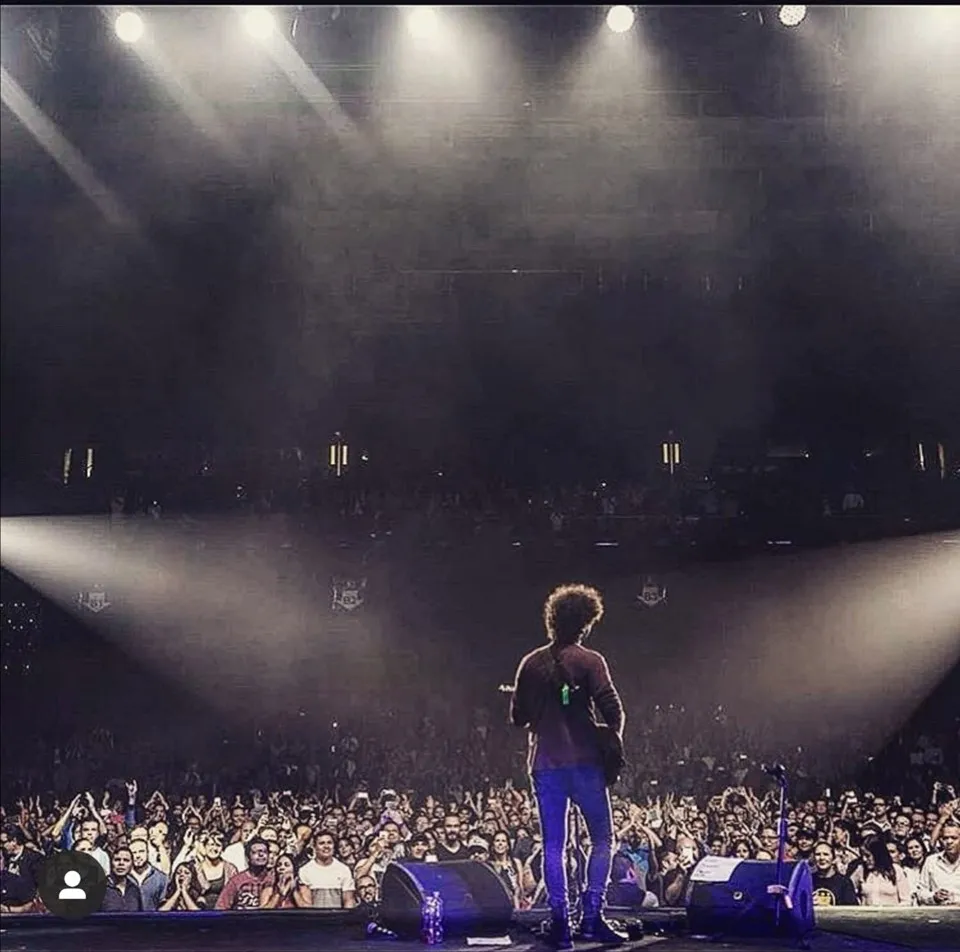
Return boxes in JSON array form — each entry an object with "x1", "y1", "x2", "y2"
[{"x1": 595, "y1": 723, "x2": 625, "y2": 787}]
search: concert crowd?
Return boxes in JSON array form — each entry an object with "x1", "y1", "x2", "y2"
[
  {"x1": 3, "y1": 462, "x2": 959, "y2": 918},
  {"x1": 3, "y1": 713, "x2": 958, "y2": 915}
]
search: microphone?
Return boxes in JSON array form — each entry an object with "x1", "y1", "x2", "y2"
[
  {"x1": 762, "y1": 763, "x2": 787, "y2": 780},
  {"x1": 366, "y1": 922, "x2": 399, "y2": 940}
]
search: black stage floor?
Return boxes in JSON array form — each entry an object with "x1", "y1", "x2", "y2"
[{"x1": 1, "y1": 908, "x2": 958, "y2": 952}]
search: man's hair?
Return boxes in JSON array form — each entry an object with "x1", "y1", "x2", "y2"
[
  {"x1": 2, "y1": 825, "x2": 27, "y2": 845},
  {"x1": 544, "y1": 583, "x2": 604, "y2": 646}
]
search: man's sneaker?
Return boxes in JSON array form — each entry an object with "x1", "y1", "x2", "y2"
[{"x1": 577, "y1": 891, "x2": 628, "y2": 946}]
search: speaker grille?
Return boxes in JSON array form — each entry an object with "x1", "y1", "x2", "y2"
[
  {"x1": 685, "y1": 859, "x2": 816, "y2": 939},
  {"x1": 380, "y1": 861, "x2": 514, "y2": 938}
]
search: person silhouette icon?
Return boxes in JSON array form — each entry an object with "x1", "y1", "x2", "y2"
[
  {"x1": 58, "y1": 870, "x2": 87, "y2": 901},
  {"x1": 39, "y1": 850, "x2": 106, "y2": 919}
]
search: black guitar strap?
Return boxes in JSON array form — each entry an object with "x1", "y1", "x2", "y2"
[{"x1": 549, "y1": 645, "x2": 583, "y2": 712}]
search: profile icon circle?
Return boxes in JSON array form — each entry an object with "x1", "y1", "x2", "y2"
[{"x1": 38, "y1": 850, "x2": 108, "y2": 919}]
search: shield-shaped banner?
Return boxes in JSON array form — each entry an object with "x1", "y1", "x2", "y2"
[
  {"x1": 331, "y1": 577, "x2": 367, "y2": 612},
  {"x1": 78, "y1": 586, "x2": 111, "y2": 614},
  {"x1": 636, "y1": 575, "x2": 667, "y2": 608}
]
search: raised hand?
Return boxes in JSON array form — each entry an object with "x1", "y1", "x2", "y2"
[{"x1": 938, "y1": 798, "x2": 958, "y2": 818}]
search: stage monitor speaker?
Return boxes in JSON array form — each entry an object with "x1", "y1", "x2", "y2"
[
  {"x1": 685, "y1": 858, "x2": 815, "y2": 939},
  {"x1": 380, "y1": 860, "x2": 514, "y2": 938}
]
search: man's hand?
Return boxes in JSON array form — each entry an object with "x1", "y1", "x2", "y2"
[
  {"x1": 934, "y1": 889, "x2": 953, "y2": 905},
  {"x1": 938, "y1": 799, "x2": 958, "y2": 818}
]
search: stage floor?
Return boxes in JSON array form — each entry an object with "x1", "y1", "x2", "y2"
[{"x1": 1, "y1": 908, "x2": 958, "y2": 952}]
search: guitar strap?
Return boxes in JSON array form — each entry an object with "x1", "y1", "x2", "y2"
[{"x1": 549, "y1": 645, "x2": 583, "y2": 712}]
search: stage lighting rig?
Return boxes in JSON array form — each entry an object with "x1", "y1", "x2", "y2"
[
  {"x1": 22, "y1": 8, "x2": 60, "y2": 68},
  {"x1": 778, "y1": 5, "x2": 807, "y2": 28},
  {"x1": 114, "y1": 10, "x2": 144, "y2": 44},
  {"x1": 243, "y1": 7, "x2": 276, "y2": 40},
  {"x1": 405, "y1": 6, "x2": 439, "y2": 40},
  {"x1": 606, "y1": 5, "x2": 636, "y2": 34}
]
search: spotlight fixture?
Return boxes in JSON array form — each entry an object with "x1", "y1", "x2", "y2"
[
  {"x1": 606, "y1": 5, "x2": 636, "y2": 34},
  {"x1": 114, "y1": 11, "x2": 144, "y2": 44},
  {"x1": 243, "y1": 7, "x2": 276, "y2": 40},
  {"x1": 778, "y1": 5, "x2": 807, "y2": 28},
  {"x1": 406, "y1": 6, "x2": 439, "y2": 40}
]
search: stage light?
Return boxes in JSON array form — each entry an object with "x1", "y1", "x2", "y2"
[
  {"x1": 778, "y1": 5, "x2": 807, "y2": 28},
  {"x1": 243, "y1": 7, "x2": 275, "y2": 40},
  {"x1": 114, "y1": 11, "x2": 144, "y2": 44},
  {"x1": 606, "y1": 5, "x2": 636, "y2": 34},
  {"x1": 406, "y1": 6, "x2": 440, "y2": 40}
]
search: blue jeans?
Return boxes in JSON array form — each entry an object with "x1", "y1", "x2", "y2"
[{"x1": 532, "y1": 765, "x2": 614, "y2": 913}]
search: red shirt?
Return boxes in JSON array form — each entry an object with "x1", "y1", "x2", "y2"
[
  {"x1": 510, "y1": 642, "x2": 624, "y2": 772},
  {"x1": 215, "y1": 869, "x2": 275, "y2": 910}
]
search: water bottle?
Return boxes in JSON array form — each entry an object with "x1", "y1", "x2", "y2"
[
  {"x1": 421, "y1": 892, "x2": 437, "y2": 945},
  {"x1": 431, "y1": 891, "x2": 444, "y2": 944}
]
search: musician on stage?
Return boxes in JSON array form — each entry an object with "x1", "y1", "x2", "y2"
[{"x1": 509, "y1": 583, "x2": 628, "y2": 950}]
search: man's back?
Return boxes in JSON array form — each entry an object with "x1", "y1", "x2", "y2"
[{"x1": 511, "y1": 642, "x2": 624, "y2": 772}]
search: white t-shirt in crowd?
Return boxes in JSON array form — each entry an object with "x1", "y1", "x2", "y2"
[
  {"x1": 90, "y1": 846, "x2": 111, "y2": 875},
  {"x1": 298, "y1": 858, "x2": 355, "y2": 909},
  {"x1": 222, "y1": 841, "x2": 248, "y2": 873}
]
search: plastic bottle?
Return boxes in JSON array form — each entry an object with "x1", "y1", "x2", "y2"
[
  {"x1": 421, "y1": 892, "x2": 437, "y2": 945},
  {"x1": 431, "y1": 890, "x2": 444, "y2": 944}
]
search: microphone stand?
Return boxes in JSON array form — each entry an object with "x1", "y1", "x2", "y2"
[
  {"x1": 768, "y1": 764, "x2": 811, "y2": 949},
  {"x1": 772, "y1": 767, "x2": 788, "y2": 933}
]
